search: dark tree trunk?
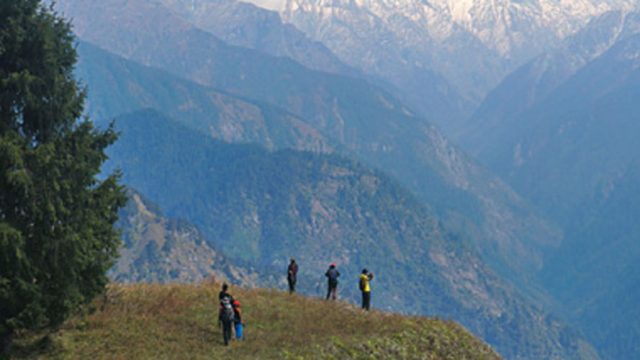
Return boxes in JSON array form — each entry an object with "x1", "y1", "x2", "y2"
[{"x1": 1, "y1": 332, "x2": 13, "y2": 355}]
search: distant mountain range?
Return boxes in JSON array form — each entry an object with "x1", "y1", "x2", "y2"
[
  {"x1": 72, "y1": 20, "x2": 564, "y2": 305},
  {"x1": 461, "y1": 10, "x2": 640, "y2": 360},
  {"x1": 280, "y1": 0, "x2": 634, "y2": 134}
]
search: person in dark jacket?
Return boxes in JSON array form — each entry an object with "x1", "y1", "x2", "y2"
[
  {"x1": 218, "y1": 283, "x2": 235, "y2": 346},
  {"x1": 287, "y1": 258, "x2": 299, "y2": 294},
  {"x1": 219, "y1": 283, "x2": 231, "y2": 301},
  {"x1": 325, "y1": 263, "x2": 340, "y2": 300}
]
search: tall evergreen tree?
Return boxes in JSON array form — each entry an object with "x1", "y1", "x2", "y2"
[{"x1": 0, "y1": 0, "x2": 126, "y2": 351}]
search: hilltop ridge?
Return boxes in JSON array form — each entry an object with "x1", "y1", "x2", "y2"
[{"x1": 9, "y1": 283, "x2": 501, "y2": 359}]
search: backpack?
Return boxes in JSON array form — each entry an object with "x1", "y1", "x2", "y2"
[
  {"x1": 327, "y1": 269, "x2": 339, "y2": 284},
  {"x1": 221, "y1": 296, "x2": 235, "y2": 322}
]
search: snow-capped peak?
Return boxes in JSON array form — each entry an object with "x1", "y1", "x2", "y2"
[{"x1": 283, "y1": 0, "x2": 632, "y2": 58}]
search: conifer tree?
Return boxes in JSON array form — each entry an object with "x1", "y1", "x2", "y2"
[{"x1": 0, "y1": 0, "x2": 126, "y2": 351}]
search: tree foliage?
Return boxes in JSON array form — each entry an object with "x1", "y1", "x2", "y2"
[{"x1": 0, "y1": 0, "x2": 126, "y2": 349}]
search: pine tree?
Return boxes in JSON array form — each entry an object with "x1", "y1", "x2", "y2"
[{"x1": 0, "y1": 0, "x2": 126, "y2": 351}]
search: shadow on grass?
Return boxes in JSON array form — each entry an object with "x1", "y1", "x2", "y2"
[{"x1": 5, "y1": 333, "x2": 55, "y2": 360}]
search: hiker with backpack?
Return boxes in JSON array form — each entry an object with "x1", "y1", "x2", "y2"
[
  {"x1": 287, "y1": 258, "x2": 298, "y2": 294},
  {"x1": 325, "y1": 263, "x2": 340, "y2": 300},
  {"x1": 359, "y1": 269, "x2": 374, "y2": 311},
  {"x1": 218, "y1": 283, "x2": 236, "y2": 346},
  {"x1": 219, "y1": 283, "x2": 231, "y2": 301}
]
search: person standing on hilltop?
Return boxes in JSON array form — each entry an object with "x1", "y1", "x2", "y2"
[
  {"x1": 359, "y1": 269, "x2": 374, "y2": 311},
  {"x1": 219, "y1": 283, "x2": 232, "y2": 301},
  {"x1": 325, "y1": 263, "x2": 340, "y2": 300},
  {"x1": 218, "y1": 283, "x2": 235, "y2": 346},
  {"x1": 287, "y1": 258, "x2": 299, "y2": 294}
]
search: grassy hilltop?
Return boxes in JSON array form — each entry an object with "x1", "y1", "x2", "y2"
[{"x1": 9, "y1": 282, "x2": 500, "y2": 359}]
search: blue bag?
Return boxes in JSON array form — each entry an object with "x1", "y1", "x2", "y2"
[{"x1": 235, "y1": 322, "x2": 244, "y2": 340}]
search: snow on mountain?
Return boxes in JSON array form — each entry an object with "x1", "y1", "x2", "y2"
[
  {"x1": 285, "y1": 0, "x2": 631, "y2": 59},
  {"x1": 281, "y1": 0, "x2": 500, "y2": 134},
  {"x1": 462, "y1": 10, "x2": 640, "y2": 160},
  {"x1": 281, "y1": 0, "x2": 633, "y2": 119},
  {"x1": 241, "y1": 0, "x2": 283, "y2": 10}
]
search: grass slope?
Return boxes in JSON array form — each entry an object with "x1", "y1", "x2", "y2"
[{"x1": 10, "y1": 283, "x2": 500, "y2": 360}]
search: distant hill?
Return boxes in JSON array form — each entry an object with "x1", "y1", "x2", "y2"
[
  {"x1": 112, "y1": 191, "x2": 269, "y2": 287},
  {"x1": 157, "y1": 0, "x2": 357, "y2": 77},
  {"x1": 102, "y1": 108, "x2": 598, "y2": 360},
  {"x1": 8, "y1": 283, "x2": 501, "y2": 359},
  {"x1": 75, "y1": 41, "x2": 332, "y2": 153}
]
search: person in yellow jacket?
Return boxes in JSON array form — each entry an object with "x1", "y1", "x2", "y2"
[{"x1": 359, "y1": 269, "x2": 374, "y2": 310}]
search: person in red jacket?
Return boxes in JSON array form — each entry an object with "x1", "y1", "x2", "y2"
[{"x1": 232, "y1": 299, "x2": 244, "y2": 340}]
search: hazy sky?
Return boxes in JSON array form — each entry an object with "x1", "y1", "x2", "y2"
[{"x1": 242, "y1": 0, "x2": 284, "y2": 11}]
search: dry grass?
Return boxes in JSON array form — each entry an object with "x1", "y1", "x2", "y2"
[{"x1": 9, "y1": 281, "x2": 500, "y2": 359}]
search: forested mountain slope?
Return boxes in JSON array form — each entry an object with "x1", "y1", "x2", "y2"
[
  {"x1": 103, "y1": 109, "x2": 597, "y2": 360},
  {"x1": 73, "y1": 37, "x2": 561, "y2": 297},
  {"x1": 112, "y1": 191, "x2": 267, "y2": 287}
]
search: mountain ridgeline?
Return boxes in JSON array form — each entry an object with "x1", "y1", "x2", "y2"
[
  {"x1": 75, "y1": 41, "x2": 332, "y2": 154},
  {"x1": 157, "y1": 0, "x2": 358, "y2": 77}
]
